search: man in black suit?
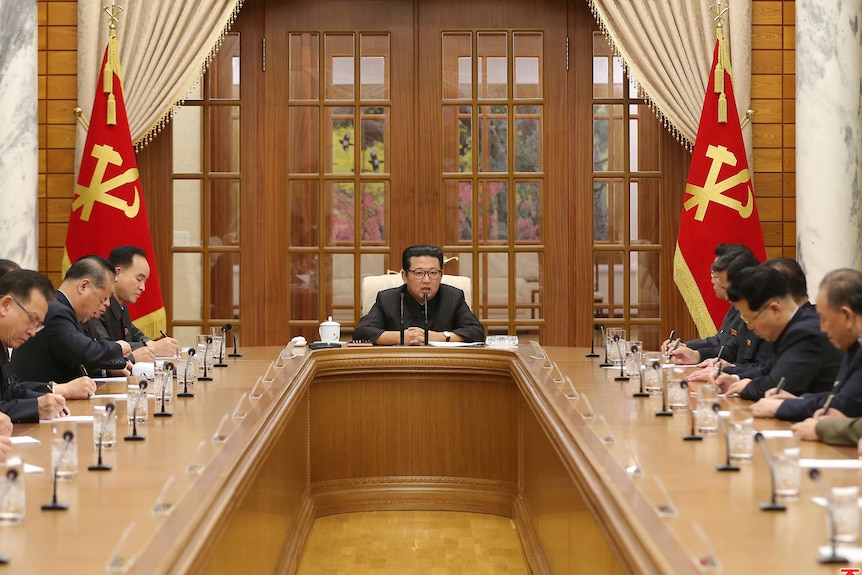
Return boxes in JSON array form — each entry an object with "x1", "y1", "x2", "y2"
[
  {"x1": 0, "y1": 270, "x2": 67, "y2": 422},
  {"x1": 354, "y1": 244, "x2": 485, "y2": 345},
  {"x1": 13, "y1": 256, "x2": 129, "y2": 397},
  {"x1": 713, "y1": 264, "x2": 843, "y2": 400}
]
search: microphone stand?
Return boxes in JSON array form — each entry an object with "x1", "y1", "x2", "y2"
[
  {"x1": 632, "y1": 351, "x2": 649, "y2": 397},
  {"x1": 655, "y1": 361, "x2": 672, "y2": 416},
  {"x1": 42, "y1": 431, "x2": 74, "y2": 510},
  {"x1": 614, "y1": 335, "x2": 629, "y2": 381},
  {"x1": 598, "y1": 325, "x2": 612, "y2": 368},
  {"x1": 214, "y1": 326, "x2": 228, "y2": 367},
  {"x1": 124, "y1": 381, "x2": 147, "y2": 441},
  {"x1": 227, "y1": 323, "x2": 242, "y2": 357},
  {"x1": 178, "y1": 349, "x2": 195, "y2": 397},
  {"x1": 423, "y1": 293, "x2": 428, "y2": 345},
  {"x1": 585, "y1": 324, "x2": 600, "y2": 358},
  {"x1": 0, "y1": 469, "x2": 16, "y2": 562},
  {"x1": 681, "y1": 382, "x2": 702, "y2": 440},
  {"x1": 198, "y1": 337, "x2": 213, "y2": 381},
  {"x1": 713, "y1": 403, "x2": 739, "y2": 471},
  {"x1": 754, "y1": 432, "x2": 786, "y2": 511},
  {"x1": 89, "y1": 403, "x2": 115, "y2": 471},
  {"x1": 155, "y1": 365, "x2": 172, "y2": 418},
  {"x1": 810, "y1": 468, "x2": 850, "y2": 564},
  {"x1": 399, "y1": 291, "x2": 405, "y2": 346}
]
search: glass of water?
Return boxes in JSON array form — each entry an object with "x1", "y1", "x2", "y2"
[
  {"x1": 51, "y1": 421, "x2": 78, "y2": 480},
  {"x1": 728, "y1": 406, "x2": 754, "y2": 460},
  {"x1": 0, "y1": 456, "x2": 25, "y2": 523},
  {"x1": 769, "y1": 436, "x2": 801, "y2": 498},
  {"x1": 695, "y1": 383, "x2": 719, "y2": 434},
  {"x1": 92, "y1": 404, "x2": 117, "y2": 448}
]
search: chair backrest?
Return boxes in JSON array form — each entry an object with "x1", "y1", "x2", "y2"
[{"x1": 360, "y1": 273, "x2": 473, "y2": 315}]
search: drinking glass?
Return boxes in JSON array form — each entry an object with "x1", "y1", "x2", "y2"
[
  {"x1": 153, "y1": 370, "x2": 173, "y2": 403},
  {"x1": 176, "y1": 351, "x2": 197, "y2": 387},
  {"x1": 93, "y1": 405, "x2": 117, "y2": 448},
  {"x1": 831, "y1": 485, "x2": 860, "y2": 543},
  {"x1": 0, "y1": 456, "x2": 25, "y2": 523},
  {"x1": 196, "y1": 335, "x2": 214, "y2": 371},
  {"x1": 210, "y1": 327, "x2": 226, "y2": 359},
  {"x1": 126, "y1": 382, "x2": 149, "y2": 424},
  {"x1": 695, "y1": 383, "x2": 719, "y2": 434},
  {"x1": 51, "y1": 421, "x2": 78, "y2": 480},
  {"x1": 626, "y1": 340, "x2": 643, "y2": 377},
  {"x1": 728, "y1": 406, "x2": 754, "y2": 460},
  {"x1": 769, "y1": 436, "x2": 801, "y2": 497},
  {"x1": 606, "y1": 328, "x2": 626, "y2": 366},
  {"x1": 665, "y1": 368, "x2": 689, "y2": 410},
  {"x1": 641, "y1": 351, "x2": 663, "y2": 393}
]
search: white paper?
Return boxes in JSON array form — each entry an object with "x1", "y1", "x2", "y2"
[
  {"x1": 800, "y1": 458, "x2": 862, "y2": 470},
  {"x1": 812, "y1": 496, "x2": 862, "y2": 509},
  {"x1": 39, "y1": 415, "x2": 95, "y2": 424},
  {"x1": 755, "y1": 429, "x2": 794, "y2": 439},
  {"x1": 93, "y1": 377, "x2": 129, "y2": 383},
  {"x1": 23, "y1": 463, "x2": 43, "y2": 474},
  {"x1": 817, "y1": 545, "x2": 862, "y2": 562},
  {"x1": 427, "y1": 342, "x2": 483, "y2": 348},
  {"x1": 132, "y1": 362, "x2": 154, "y2": 379},
  {"x1": 10, "y1": 436, "x2": 39, "y2": 445}
]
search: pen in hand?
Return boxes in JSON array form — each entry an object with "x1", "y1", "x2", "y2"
[
  {"x1": 46, "y1": 381, "x2": 70, "y2": 417},
  {"x1": 79, "y1": 364, "x2": 89, "y2": 377}
]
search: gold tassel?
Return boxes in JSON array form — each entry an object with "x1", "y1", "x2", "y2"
[
  {"x1": 103, "y1": 61, "x2": 112, "y2": 93},
  {"x1": 714, "y1": 62, "x2": 724, "y2": 94},
  {"x1": 718, "y1": 93, "x2": 727, "y2": 124},
  {"x1": 107, "y1": 93, "x2": 117, "y2": 125}
]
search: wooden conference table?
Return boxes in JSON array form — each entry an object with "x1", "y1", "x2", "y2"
[{"x1": 4, "y1": 345, "x2": 858, "y2": 574}]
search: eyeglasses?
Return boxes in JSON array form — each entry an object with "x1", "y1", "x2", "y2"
[
  {"x1": 12, "y1": 298, "x2": 44, "y2": 333},
  {"x1": 740, "y1": 300, "x2": 774, "y2": 326},
  {"x1": 406, "y1": 268, "x2": 442, "y2": 280}
]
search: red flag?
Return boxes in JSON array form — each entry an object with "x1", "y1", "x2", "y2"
[
  {"x1": 673, "y1": 34, "x2": 766, "y2": 337},
  {"x1": 64, "y1": 29, "x2": 166, "y2": 338}
]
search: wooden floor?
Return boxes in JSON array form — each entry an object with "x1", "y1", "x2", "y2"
[{"x1": 297, "y1": 511, "x2": 530, "y2": 574}]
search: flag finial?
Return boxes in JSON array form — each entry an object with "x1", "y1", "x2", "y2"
[{"x1": 104, "y1": 1, "x2": 124, "y2": 30}]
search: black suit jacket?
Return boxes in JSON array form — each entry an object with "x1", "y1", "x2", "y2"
[
  {"x1": 0, "y1": 352, "x2": 43, "y2": 423},
  {"x1": 12, "y1": 290, "x2": 127, "y2": 383},
  {"x1": 353, "y1": 284, "x2": 485, "y2": 344}
]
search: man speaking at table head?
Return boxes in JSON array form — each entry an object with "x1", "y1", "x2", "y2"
[{"x1": 354, "y1": 245, "x2": 485, "y2": 346}]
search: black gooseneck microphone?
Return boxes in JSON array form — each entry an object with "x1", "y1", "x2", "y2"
[
  {"x1": 423, "y1": 293, "x2": 429, "y2": 345},
  {"x1": 614, "y1": 335, "x2": 629, "y2": 381},
  {"x1": 753, "y1": 432, "x2": 786, "y2": 511},
  {"x1": 399, "y1": 291, "x2": 405, "y2": 346},
  {"x1": 178, "y1": 348, "x2": 195, "y2": 397},
  {"x1": 198, "y1": 337, "x2": 213, "y2": 381},
  {"x1": 586, "y1": 324, "x2": 600, "y2": 358},
  {"x1": 632, "y1": 346, "x2": 649, "y2": 397},
  {"x1": 89, "y1": 403, "x2": 116, "y2": 471},
  {"x1": 226, "y1": 323, "x2": 242, "y2": 357},
  {"x1": 124, "y1": 380, "x2": 147, "y2": 442},
  {"x1": 681, "y1": 381, "x2": 702, "y2": 440},
  {"x1": 598, "y1": 325, "x2": 612, "y2": 368},
  {"x1": 713, "y1": 403, "x2": 739, "y2": 471},
  {"x1": 655, "y1": 361, "x2": 672, "y2": 416},
  {"x1": 42, "y1": 430, "x2": 74, "y2": 510},
  {"x1": 809, "y1": 468, "x2": 850, "y2": 564},
  {"x1": 214, "y1": 325, "x2": 228, "y2": 367},
  {"x1": 155, "y1": 364, "x2": 173, "y2": 418}
]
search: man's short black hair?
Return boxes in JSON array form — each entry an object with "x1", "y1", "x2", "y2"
[
  {"x1": 819, "y1": 268, "x2": 862, "y2": 312},
  {"x1": 714, "y1": 243, "x2": 749, "y2": 259},
  {"x1": 727, "y1": 265, "x2": 789, "y2": 310},
  {"x1": 0, "y1": 270, "x2": 54, "y2": 303},
  {"x1": 764, "y1": 258, "x2": 808, "y2": 301},
  {"x1": 724, "y1": 250, "x2": 761, "y2": 285},
  {"x1": 109, "y1": 245, "x2": 147, "y2": 269},
  {"x1": 402, "y1": 245, "x2": 444, "y2": 271},
  {"x1": 0, "y1": 259, "x2": 21, "y2": 279},
  {"x1": 64, "y1": 255, "x2": 115, "y2": 289},
  {"x1": 711, "y1": 245, "x2": 757, "y2": 277}
]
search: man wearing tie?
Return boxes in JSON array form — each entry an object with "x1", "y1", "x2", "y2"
[{"x1": 354, "y1": 245, "x2": 485, "y2": 346}]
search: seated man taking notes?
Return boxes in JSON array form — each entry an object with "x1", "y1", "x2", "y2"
[{"x1": 353, "y1": 245, "x2": 485, "y2": 346}]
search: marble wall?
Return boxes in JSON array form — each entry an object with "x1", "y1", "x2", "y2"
[
  {"x1": 0, "y1": 0, "x2": 38, "y2": 270},
  {"x1": 796, "y1": 0, "x2": 862, "y2": 293}
]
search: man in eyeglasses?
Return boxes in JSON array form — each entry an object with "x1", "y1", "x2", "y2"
[
  {"x1": 13, "y1": 256, "x2": 129, "y2": 398},
  {"x1": 0, "y1": 270, "x2": 67, "y2": 422},
  {"x1": 354, "y1": 244, "x2": 485, "y2": 345},
  {"x1": 711, "y1": 264, "x2": 842, "y2": 400}
]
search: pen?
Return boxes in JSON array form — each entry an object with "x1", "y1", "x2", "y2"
[
  {"x1": 671, "y1": 338, "x2": 682, "y2": 351},
  {"x1": 79, "y1": 364, "x2": 89, "y2": 377},
  {"x1": 159, "y1": 330, "x2": 169, "y2": 339},
  {"x1": 821, "y1": 380, "x2": 840, "y2": 415},
  {"x1": 773, "y1": 376, "x2": 787, "y2": 395},
  {"x1": 46, "y1": 381, "x2": 70, "y2": 416}
]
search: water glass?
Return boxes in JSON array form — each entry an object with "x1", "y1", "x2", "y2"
[
  {"x1": 665, "y1": 368, "x2": 688, "y2": 410},
  {"x1": 695, "y1": 383, "x2": 719, "y2": 434},
  {"x1": 126, "y1": 382, "x2": 149, "y2": 423},
  {"x1": 0, "y1": 456, "x2": 25, "y2": 523},
  {"x1": 196, "y1": 334, "x2": 215, "y2": 371},
  {"x1": 153, "y1": 370, "x2": 174, "y2": 403},
  {"x1": 728, "y1": 406, "x2": 754, "y2": 460},
  {"x1": 606, "y1": 328, "x2": 626, "y2": 366},
  {"x1": 626, "y1": 340, "x2": 643, "y2": 377},
  {"x1": 92, "y1": 405, "x2": 117, "y2": 448},
  {"x1": 51, "y1": 421, "x2": 78, "y2": 480},
  {"x1": 176, "y1": 356, "x2": 196, "y2": 386},
  {"x1": 769, "y1": 436, "x2": 801, "y2": 497},
  {"x1": 210, "y1": 327, "x2": 226, "y2": 357},
  {"x1": 831, "y1": 485, "x2": 860, "y2": 543},
  {"x1": 642, "y1": 351, "x2": 663, "y2": 393}
]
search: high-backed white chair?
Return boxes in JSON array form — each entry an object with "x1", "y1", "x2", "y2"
[{"x1": 360, "y1": 272, "x2": 473, "y2": 315}]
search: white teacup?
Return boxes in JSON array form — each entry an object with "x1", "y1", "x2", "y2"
[{"x1": 319, "y1": 316, "x2": 340, "y2": 342}]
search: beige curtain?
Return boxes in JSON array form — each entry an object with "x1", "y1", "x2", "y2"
[
  {"x1": 76, "y1": 0, "x2": 243, "y2": 151},
  {"x1": 588, "y1": 0, "x2": 752, "y2": 151}
]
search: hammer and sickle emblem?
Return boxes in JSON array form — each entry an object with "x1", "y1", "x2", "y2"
[
  {"x1": 683, "y1": 144, "x2": 754, "y2": 222},
  {"x1": 72, "y1": 143, "x2": 141, "y2": 221}
]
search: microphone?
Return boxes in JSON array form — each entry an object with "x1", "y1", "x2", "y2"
[
  {"x1": 226, "y1": 323, "x2": 242, "y2": 357},
  {"x1": 42, "y1": 430, "x2": 74, "y2": 510},
  {"x1": 214, "y1": 325, "x2": 228, "y2": 367},
  {"x1": 753, "y1": 432, "x2": 786, "y2": 511},
  {"x1": 681, "y1": 381, "x2": 702, "y2": 440},
  {"x1": 423, "y1": 293, "x2": 429, "y2": 346},
  {"x1": 198, "y1": 336, "x2": 213, "y2": 381},
  {"x1": 614, "y1": 335, "x2": 629, "y2": 381},
  {"x1": 178, "y1": 348, "x2": 195, "y2": 397},
  {"x1": 809, "y1": 468, "x2": 850, "y2": 564},
  {"x1": 713, "y1": 403, "x2": 739, "y2": 471},
  {"x1": 655, "y1": 360, "x2": 672, "y2": 416},
  {"x1": 399, "y1": 291, "x2": 405, "y2": 346},
  {"x1": 585, "y1": 324, "x2": 600, "y2": 358},
  {"x1": 632, "y1": 345, "x2": 649, "y2": 397},
  {"x1": 89, "y1": 403, "x2": 116, "y2": 471},
  {"x1": 124, "y1": 380, "x2": 147, "y2": 442},
  {"x1": 155, "y1": 364, "x2": 173, "y2": 418},
  {"x1": 598, "y1": 325, "x2": 612, "y2": 367}
]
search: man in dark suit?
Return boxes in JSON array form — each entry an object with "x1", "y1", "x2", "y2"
[
  {"x1": 354, "y1": 244, "x2": 485, "y2": 345},
  {"x1": 713, "y1": 264, "x2": 843, "y2": 400},
  {"x1": 0, "y1": 270, "x2": 67, "y2": 422},
  {"x1": 13, "y1": 256, "x2": 129, "y2": 397}
]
